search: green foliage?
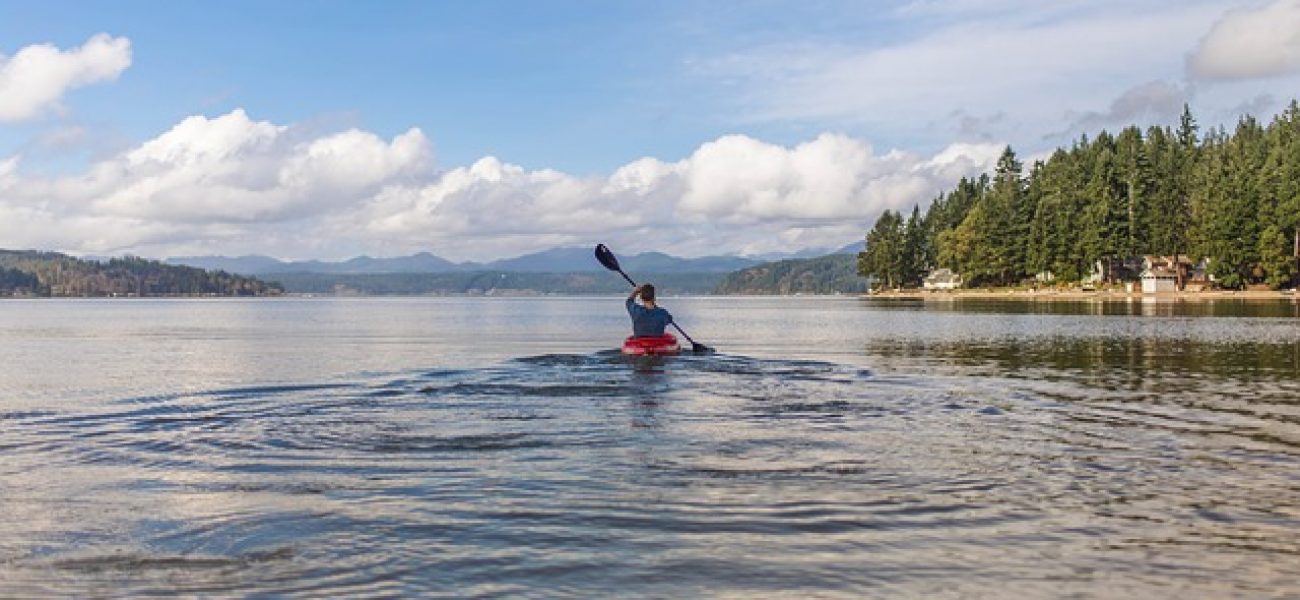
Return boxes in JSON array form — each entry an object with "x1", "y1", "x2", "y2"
[
  {"x1": 858, "y1": 210, "x2": 905, "y2": 289},
  {"x1": 0, "y1": 250, "x2": 282, "y2": 297},
  {"x1": 1258, "y1": 225, "x2": 1295, "y2": 289},
  {"x1": 718, "y1": 254, "x2": 866, "y2": 295},
  {"x1": 860, "y1": 99, "x2": 1300, "y2": 290},
  {"x1": 931, "y1": 146, "x2": 1030, "y2": 287}
]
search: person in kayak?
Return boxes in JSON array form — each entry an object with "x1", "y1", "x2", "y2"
[{"x1": 627, "y1": 284, "x2": 673, "y2": 337}]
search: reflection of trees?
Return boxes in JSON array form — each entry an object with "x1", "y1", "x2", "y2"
[
  {"x1": 865, "y1": 298, "x2": 1300, "y2": 318},
  {"x1": 865, "y1": 336, "x2": 1300, "y2": 389}
]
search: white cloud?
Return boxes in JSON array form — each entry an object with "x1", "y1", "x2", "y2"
[
  {"x1": 341, "y1": 132, "x2": 1002, "y2": 259},
  {"x1": 0, "y1": 110, "x2": 1001, "y2": 260},
  {"x1": 39, "y1": 109, "x2": 432, "y2": 224},
  {"x1": 0, "y1": 34, "x2": 132, "y2": 122},
  {"x1": 893, "y1": 0, "x2": 1164, "y2": 20},
  {"x1": 701, "y1": 2, "x2": 1244, "y2": 152},
  {"x1": 0, "y1": 155, "x2": 17, "y2": 186},
  {"x1": 1189, "y1": 0, "x2": 1300, "y2": 80},
  {"x1": 717, "y1": 6, "x2": 1222, "y2": 123}
]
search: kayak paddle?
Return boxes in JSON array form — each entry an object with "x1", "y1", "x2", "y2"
[{"x1": 595, "y1": 244, "x2": 714, "y2": 354}]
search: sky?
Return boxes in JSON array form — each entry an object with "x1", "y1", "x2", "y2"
[{"x1": 1, "y1": 0, "x2": 1298, "y2": 261}]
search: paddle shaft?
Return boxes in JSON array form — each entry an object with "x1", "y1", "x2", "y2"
[{"x1": 616, "y1": 268, "x2": 702, "y2": 347}]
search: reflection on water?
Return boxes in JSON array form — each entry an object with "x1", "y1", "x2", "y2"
[
  {"x1": 869, "y1": 296, "x2": 1300, "y2": 318},
  {"x1": 1, "y1": 297, "x2": 1297, "y2": 597}
]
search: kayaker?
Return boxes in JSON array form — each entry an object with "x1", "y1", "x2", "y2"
[{"x1": 627, "y1": 284, "x2": 673, "y2": 337}]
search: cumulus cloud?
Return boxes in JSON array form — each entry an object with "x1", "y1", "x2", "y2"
[
  {"x1": 0, "y1": 110, "x2": 1001, "y2": 260},
  {"x1": 38, "y1": 109, "x2": 432, "y2": 224},
  {"x1": 338, "y1": 132, "x2": 1002, "y2": 259},
  {"x1": 1190, "y1": 0, "x2": 1300, "y2": 80},
  {"x1": 0, "y1": 34, "x2": 132, "y2": 122}
]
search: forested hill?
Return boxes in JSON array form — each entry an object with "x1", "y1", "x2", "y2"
[
  {"x1": 859, "y1": 100, "x2": 1300, "y2": 290},
  {"x1": 0, "y1": 250, "x2": 283, "y2": 297},
  {"x1": 713, "y1": 254, "x2": 868, "y2": 295}
]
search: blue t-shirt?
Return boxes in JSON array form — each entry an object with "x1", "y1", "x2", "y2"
[{"x1": 626, "y1": 298, "x2": 673, "y2": 337}]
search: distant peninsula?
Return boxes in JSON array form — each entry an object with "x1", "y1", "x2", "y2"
[
  {"x1": 0, "y1": 250, "x2": 282, "y2": 297},
  {"x1": 714, "y1": 254, "x2": 867, "y2": 295}
]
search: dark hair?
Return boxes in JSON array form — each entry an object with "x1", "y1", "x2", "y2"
[{"x1": 641, "y1": 284, "x2": 656, "y2": 301}]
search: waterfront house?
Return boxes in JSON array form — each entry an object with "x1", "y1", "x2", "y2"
[
  {"x1": 1140, "y1": 266, "x2": 1178, "y2": 293},
  {"x1": 1139, "y1": 255, "x2": 1212, "y2": 293},
  {"x1": 923, "y1": 268, "x2": 962, "y2": 290}
]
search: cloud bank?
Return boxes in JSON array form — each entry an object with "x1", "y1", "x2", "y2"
[
  {"x1": 1189, "y1": 0, "x2": 1300, "y2": 81},
  {"x1": 0, "y1": 110, "x2": 1001, "y2": 260},
  {"x1": 0, "y1": 34, "x2": 132, "y2": 122},
  {"x1": 710, "y1": 3, "x2": 1224, "y2": 130}
]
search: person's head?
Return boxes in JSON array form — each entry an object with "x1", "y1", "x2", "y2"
[{"x1": 641, "y1": 284, "x2": 656, "y2": 302}]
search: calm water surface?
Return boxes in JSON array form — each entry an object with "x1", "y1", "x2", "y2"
[{"x1": 1, "y1": 296, "x2": 1298, "y2": 598}]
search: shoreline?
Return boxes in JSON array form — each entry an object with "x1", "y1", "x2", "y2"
[{"x1": 866, "y1": 289, "x2": 1298, "y2": 301}]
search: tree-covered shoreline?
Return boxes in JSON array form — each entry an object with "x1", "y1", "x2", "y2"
[
  {"x1": 0, "y1": 250, "x2": 283, "y2": 297},
  {"x1": 859, "y1": 101, "x2": 1300, "y2": 290},
  {"x1": 713, "y1": 254, "x2": 866, "y2": 295}
]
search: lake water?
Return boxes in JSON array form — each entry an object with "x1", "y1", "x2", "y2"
[{"x1": 2, "y1": 296, "x2": 1298, "y2": 598}]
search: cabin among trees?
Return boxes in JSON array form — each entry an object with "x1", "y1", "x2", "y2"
[
  {"x1": 922, "y1": 268, "x2": 962, "y2": 290},
  {"x1": 859, "y1": 101, "x2": 1300, "y2": 292}
]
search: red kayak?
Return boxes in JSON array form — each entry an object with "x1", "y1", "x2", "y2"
[{"x1": 621, "y1": 333, "x2": 681, "y2": 356}]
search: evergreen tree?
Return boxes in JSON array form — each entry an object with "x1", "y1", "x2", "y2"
[
  {"x1": 1172, "y1": 104, "x2": 1200, "y2": 288},
  {"x1": 858, "y1": 210, "x2": 905, "y2": 289},
  {"x1": 959, "y1": 146, "x2": 1028, "y2": 286},
  {"x1": 1115, "y1": 126, "x2": 1154, "y2": 254},
  {"x1": 860, "y1": 99, "x2": 1300, "y2": 291},
  {"x1": 1264, "y1": 100, "x2": 1300, "y2": 287},
  {"x1": 901, "y1": 205, "x2": 927, "y2": 286}
]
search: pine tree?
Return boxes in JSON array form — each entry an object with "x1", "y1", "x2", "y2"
[
  {"x1": 1115, "y1": 126, "x2": 1153, "y2": 255},
  {"x1": 1266, "y1": 100, "x2": 1300, "y2": 287},
  {"x1": 1172, "y1": 104, "x2": 1200, "y2": 288},
  {"x1": 862, "y1": 99, "x2": 1300, "y2": 291},
  {"x1": 858, "y1": 210, "x2": 905, "y2": 289},
  {"x1": 901, "y1": 205, "x2": 927, "y2": 286}
]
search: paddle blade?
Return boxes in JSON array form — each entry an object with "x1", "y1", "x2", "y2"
[
  {"x1": 594, "y1": 244, "x2": 621, "y2": 272},
  {"x1": 690, "y1": 342, "x2": 715, "y2": 354}
]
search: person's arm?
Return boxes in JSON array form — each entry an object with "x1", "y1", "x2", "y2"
[{"x1": 626, "y1": 286, "x2": 642, "y2": 314}]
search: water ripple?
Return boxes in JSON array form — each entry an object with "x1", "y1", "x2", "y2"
[{"x1": 2, "y1": 349, "x2": 1298, "y2": 597}]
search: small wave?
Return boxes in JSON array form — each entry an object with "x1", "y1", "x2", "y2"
[
  {"x1": 420, "y1": 382, "x2": 629, "y2": 398},
  {"x1": 44, "y1": 547, "x2": 294, "y2": 573}
]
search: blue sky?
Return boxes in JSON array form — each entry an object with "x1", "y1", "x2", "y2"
[
  {"x1": 1, "y1": 0, "x2": 1298, "y2": 260},
  {"x1": 0, "y1": 0, "x2": 907, "y2": 173}
]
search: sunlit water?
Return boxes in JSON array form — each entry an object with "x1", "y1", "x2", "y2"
[{"x1": 2, "y1": 296, "x2": 1298, "y2": 598}]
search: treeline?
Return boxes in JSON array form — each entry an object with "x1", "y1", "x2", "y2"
[
  {"x1": 859, "y1": 101, "x2": 1300, "y2": 290},
  {"x1": 0, "y1": 250, "x2": 283, "y2": 297},
  {"x1": 713, "y1": 254, "x2": 867, "y2": 294}
]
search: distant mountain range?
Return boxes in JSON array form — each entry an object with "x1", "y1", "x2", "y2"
[
  {"x1": 166, "y1": 243, "x2": 864, "y2": 276},
  {"x1": 2, "y1": 240, "x2": 867, "y2": 297}
]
